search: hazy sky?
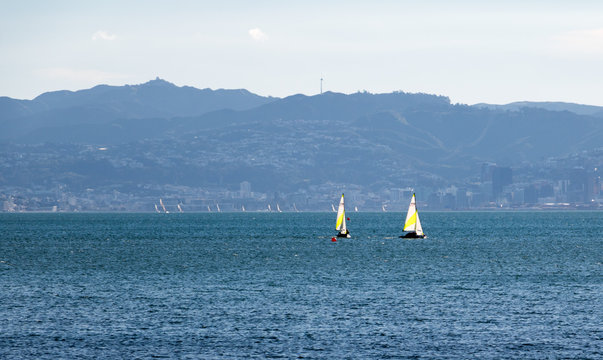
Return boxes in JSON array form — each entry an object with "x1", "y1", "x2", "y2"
[{"x1": 2, "y1": 0, "x2": 603, "y2": 105}]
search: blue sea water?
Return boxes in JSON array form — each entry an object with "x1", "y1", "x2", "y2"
[{"x1": 0, "y1": 211, "x2": 601, "y2": 359}]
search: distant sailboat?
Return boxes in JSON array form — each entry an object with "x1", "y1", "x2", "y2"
[
  {"x1": 331, "y1": 203, "x2": 336, "y2": 212},
  {"x1": 268, "y1": 204, "x2": 272, "y2": 212},
  {"x1": 242, "y1": 205, "x2": 246, "y2": 212},
  {"x1": 382, "y1": 204, "x2": 387, "y2": 212},
  {"x1": 293, "y1": 203, "x2": 299, "y2": 212},
  {"x1": 216, "y1": 203, "x2": 221, "y2": 212},
  {"x1": 277, "y1": 204, "x2": 282, "y2": 212},
  {"x1": 177, "y1": 204, "x2": 183, "y2": 213},
  {"x1": 335, "y1": 193, "x2": 350, "y2": 238},
  {"x1": 160, "y1": 198, "x2": 169, "y2": 213},
  {"x1": 354, "y1": 206, "x2": 358, "y2": 212},
  {"x1": 400, "y1": 193, "x2": 426, "y2": 239},
  {"x1": 154, "y1": 204, "x2": 160, "y2": 213},
  {"x1": 207, "y1": 205, "x2": 212, "y2": 212}
]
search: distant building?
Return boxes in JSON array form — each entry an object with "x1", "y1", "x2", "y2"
[
  {"x1": 492, "y1": 166, "x2": 512, "y2": 200},
  {"x1": 240, "y1": 181, "x2": 251, "y2": 198}
]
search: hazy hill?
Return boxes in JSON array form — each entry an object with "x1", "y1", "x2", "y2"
[
  {"x1": 0, "y1": 80, "x2": 602, "y2": 193},
  {"x1": 0, "y1": 78, "x2": 276, "y2": 140},
  {"x1": 474, "y1": 101, "x2": 603, "y2": 117}
]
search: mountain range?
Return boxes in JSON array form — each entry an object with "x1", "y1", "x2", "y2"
[{"x1": 1, "y1": 79, "x2": 602, "y2": 195}]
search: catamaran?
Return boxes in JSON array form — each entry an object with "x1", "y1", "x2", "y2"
[
  {"x1": 400, "y1": 193, "x2": 426, "y2": 238},
  {"x1": 335, "y1": 193, "x2": 350, "y2": 238}
]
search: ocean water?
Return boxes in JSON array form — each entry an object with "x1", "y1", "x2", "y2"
[{"x1": 0, "y1": 211, "x2": 601, "y2": 359}]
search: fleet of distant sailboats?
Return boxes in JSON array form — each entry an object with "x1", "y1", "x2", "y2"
[{"x1": 152, "y1": 192, "x2": 427, "y2": 240}]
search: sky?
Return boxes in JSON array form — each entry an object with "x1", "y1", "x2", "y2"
[{"x1": 2, "y1": 0, "x2": 603, "y2": 105}]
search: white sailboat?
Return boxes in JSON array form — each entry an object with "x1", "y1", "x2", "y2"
[
  {"x1": 242, "y1": 205, "x2": 246, "y2": 212},
  {"x1": 331, "y1": 203, "x2": 336, "y2": 212},
  {"x1": 177, "y1": 204, "x2": 183, "y2": 213},
  {"x1": 335, "y1": 193, "x2": 350, "y2": 238},
  {"x1": 401, "y1": 193, "x2": 426, "y2": 238},
  {"x1": 216, "y1": 203, "x2": 221, "y2": 212},
  {"x1": 207, "y1": 205, "x2": 212, "y2": 212},
  {"x1": 268, "y1": 204, "x2": 272, "y2": 212},
  {"x1": 154, "y1": 204, "x2": 160, "y2": 213},
  {"x1": 354, "y1": 206, "x2": 358, "y2": 212},
  {"x1": 293, "y1": 203, "x2": 299, "y2": 212},
  {"x1": 276, "y1": 203, "x2": 282, "y2": 212},
  {"x1": 160, "y1": 198, "x2": 169, "y2": 213}
]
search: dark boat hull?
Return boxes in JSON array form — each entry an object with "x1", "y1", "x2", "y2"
[
  {"x1": 400, "y1": 232, "x2": 426, "y2": 239},
  {"x1": 336, "y1": 231, "x2": 351, "y2": 238}
]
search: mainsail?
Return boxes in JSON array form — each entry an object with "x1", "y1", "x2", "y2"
[
  {"x1": 335, "y1": 194, "x2": 347, "y2": 232},
  {"x1": 403, "y1": 193, "x2": 423, "y2": 236}
]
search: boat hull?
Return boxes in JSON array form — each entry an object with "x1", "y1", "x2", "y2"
[
  {"x1": 400, "y1": 232, "x2": 426, "y2": 239},
  {"x1": 336, "y1": 231, "x2": 351, "y2": 238}
]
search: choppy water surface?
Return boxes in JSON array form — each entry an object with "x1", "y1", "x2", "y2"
[{"x1": 1, "y1": 212, "x2": 601, "y2": 358}]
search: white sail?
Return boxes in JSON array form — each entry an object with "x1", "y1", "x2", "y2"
[
  {"x1": 242, "y1": 205, "x2": 246, "y2": 212},
  {"x1": 268, "y1": 204, "x2": 272, "y2": 212},
  {"x1": 216, "y1": 203, "x2": 221, "y2": 212},
  {"x1": 331, "y1": 203, "x2": 336, "y2": 212},
  {"x1": 154, "y1": 204, "x2": 160, "y2": 213},
  {"x1": 403, "y1": 193, "x2": 423, "y2": 235},
  {"x1": 207, "y1": 205, "x2": 211, "y2": 212},
  {"x1": 293, "y1": 203, "x2": 299, "y2": 212},
  {"x1": 354, "y1": 206, "x2": 358, "y2": 212},
  {"x1": 177, "y1": 204, "x2": 183, "y2": 213},
  {"x1": 159, "y1": 198, "x2": 167, "y2": 213},
  {"x1": 415, "y1": 212, "x2": 423, "y2": 236},
  {"x1": 277, "y1": 204, "x2": 282, "y2": 212},
  {"x1": 335, "y1": 194, "x2": 346, "y2": 232}
]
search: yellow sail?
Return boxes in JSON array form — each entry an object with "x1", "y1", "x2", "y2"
[
  {"x1": 403, "y1": 211, "x2": 417, "y2": 231},
  {"x1": 335, "y1": 194, "x2": 346, "y2": 231},
  {"x1": 403, "y1": 194, "x2": 417, "y2": 231}
]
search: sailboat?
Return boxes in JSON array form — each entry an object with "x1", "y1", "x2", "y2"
[
  {"x1": 207, "y1": 205, "x2": 212, "y2": 212},
  {"x1": 242, "y1": 205, "x2": 246, "y2": 212},
  {"x1": 335, "y1": 193, "x2": 350, "y2": 238},
  {"x1": 177, "y1": 204, "x2": 183, "y2": 213},
  {"x1": 160, "y1": 198, "x2": 169, "y2": 213},
  {"x1": 268, "y1": 204, "x2": 272, "y2": 212},
  {"x1": 331, "y1": 203, "x2": 336, "y2": 212},
  {"x1": 154, "y1": 204, "x2": 160, "y2": 213},
  {"x1": 276, "y1": 204, "x2": 282, "y2": 212},
  {"x1": 216, "y1": 203, "x2": 221, "y2": 212},
  {"x1": 400, "y1": 193, "x2": 426, "y2": 238}
]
